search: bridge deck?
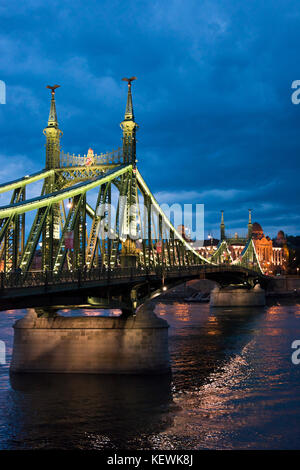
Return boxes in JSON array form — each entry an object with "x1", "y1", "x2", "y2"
[{"x1": 0, "y1": 264, "x2": 264, "y2": 295}]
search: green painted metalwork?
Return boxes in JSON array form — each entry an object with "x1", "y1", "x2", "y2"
[
  {"x1": 210, "y1": 240, "x2": 233, "y2": 264},
  {"x1": 52, "y1": 194, "x2": 84, "y2": 273},
  {"x1": 233, "y1": 239, "x2": 262, "y2": 273},
  {"x1": 0, "y1": 170, "x2": 53, "y2": 195},
  {"x1": 0, "y1": 80, "x2": 263, "y2": 281},
  {"x1": 4, "y1": 187, "x2": 26, "y2": 271},
  {"x1": 136, "y1": 170, "x2": 209, "y2": 265},
  {"x1": 85, "y1": 184, "x2": 109, "y2": 269},
  {"x1": 0, "y1": 165, "x2": 131, "y2": 218},
  {"x1": 19, "y1": 206, "x2": 50, "y2": 273}
]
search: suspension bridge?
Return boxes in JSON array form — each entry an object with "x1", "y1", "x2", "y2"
[{"x1": 0, "y1": 79, "x2": 265, "y2": 315}]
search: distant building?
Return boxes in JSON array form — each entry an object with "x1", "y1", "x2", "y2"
[
  {"x1": 177, "y1": 225, "x2": 193, "y2": 243},
  {"x1": 189, "y1": 210, "x2": 288, "y2": 275}
]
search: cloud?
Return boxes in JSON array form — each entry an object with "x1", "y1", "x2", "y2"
[
  {"x1": 154, "y1": 188, "x2": 245, "y2": 204},
  {"x1": 0, "y1": 0, "x2": 299, "y2": 238}
]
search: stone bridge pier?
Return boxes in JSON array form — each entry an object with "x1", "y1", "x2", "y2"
[
  {"x1": 11, "y1": 301, "x2": 170, "y2": 375},
  {"x1": 210, "y1": 284, "x2": 266, "y2": 307}
]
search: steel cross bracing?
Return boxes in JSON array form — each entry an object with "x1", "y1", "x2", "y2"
[
  {"x1": 0, "y1": 159, "x2": 263, "y2": 277},
  {"x1": 0, "y1": 164, "x2": 263, "y2": 275},
  {"x1": 0, "y1": 164, "x2": 219, "y2": 274},
  {"x1": 0, "y1": 81, "x2": 263, "y2": 278}
]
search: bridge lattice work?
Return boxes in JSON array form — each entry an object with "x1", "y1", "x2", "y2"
[{"x1": 0, "y1": 81, "x2": 262, "y2": 280}]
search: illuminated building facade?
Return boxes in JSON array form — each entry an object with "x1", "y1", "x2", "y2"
[{"x1": 192, "y1": 211, "x2": 288, "y2": 274}]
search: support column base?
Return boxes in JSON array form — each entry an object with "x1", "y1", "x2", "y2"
[
  {"x1": 210, "y1": 284, "x2": 266, "y2": 307},
  {"x1": 11, "y1": 302, "x2": 170, "y2": 375}
]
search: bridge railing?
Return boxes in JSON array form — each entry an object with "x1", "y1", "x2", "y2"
[
  {"x1": 0, "y1": 264, "x2": 261, "y2": 292},
  {"x1": 0, "y1": 265, "x2": 192, "y2": 289}
]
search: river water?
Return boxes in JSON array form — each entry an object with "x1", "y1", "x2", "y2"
[{"x1": 0, "y1": 302, "x2": 300, "y2": 450}]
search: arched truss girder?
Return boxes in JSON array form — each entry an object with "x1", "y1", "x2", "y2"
[
  {"x1": 0, "y1": 169, "x2": 53, "y2": 195},
  {"x1": 0, "y1": 165, "x2": 129, "y2": 218},
  {"x1": 232, "y1": 238, "x2": 263, "y2": 274},
  {"x1": 0, "y1": 166, "x2": 130, "y2": 273},
  {"x1": 136, "y1": 170, "x2": 211, "y2": 265},
  {"x1": 0, "y1": 162, "x2": 262, "y2": 275},
  {"x1": 209, "y1": 240, "x2": 233, "y2": 264},
  {"x1": 0, "y1": 164, "x2": 210, "y2": 274}
]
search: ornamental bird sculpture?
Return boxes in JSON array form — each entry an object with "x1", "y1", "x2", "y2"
[
  {"x1": 46, "y1": 85, "x2": 60, "y2": 95},
  {"x1": 122, "y1": 77, "x2": 137, "y2": 86}
]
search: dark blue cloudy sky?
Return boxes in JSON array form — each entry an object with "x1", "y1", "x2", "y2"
[{"x1": 0, "y1": 0, "x2": 300, "y2": 238}]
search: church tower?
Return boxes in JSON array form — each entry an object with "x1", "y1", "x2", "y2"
[
  {"x1": 120, "y1": 77, "x2": 139, "y2": 166},
  {"x1": 43, "y1": 85, "x2": 62, "y2": 170},
  {"x1": 220, "y1": 210, "x2": 226, "y2": 240}
]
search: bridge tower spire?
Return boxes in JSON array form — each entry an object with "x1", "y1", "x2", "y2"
[
  {"x1": 43, "y1": 85, "x2": 62, "y2": 170},
  {"x1": 248, "y1": 209, "x2": 253, "y2": 239},
  {"x1": 42, "y1": 85, "x2": 62, "y2": 271},
  {"x1": 120, "y1": 77, "x2": 139, "y2": 166},
  {"x1": 119, "y1": 78, "x2": 139, "y2": 266},
  {"x1": 220, "y1": 210, "x2": 226, "y2": 240}
]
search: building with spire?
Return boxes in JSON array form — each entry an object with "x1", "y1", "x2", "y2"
[
  {"x1": 192, "y1": 210, "x2": 288, "y2": 274},
  {"x1": 220, "y1": 210, "x2": 225, "y2": 240},
  {"x1": 248, "y1": 209, "x2": 253, "y2": 239}
]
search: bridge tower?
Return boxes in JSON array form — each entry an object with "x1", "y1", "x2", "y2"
[
  {"x1": 220, "y1": 210, "x2": 226, "y2": 240},
  {"x1": 120, "y1": 78, "x2": 139, "y2": 266},
  {"x1": 120, "y1": 77, "x2": 139, "y2": 166},
  {"x1": 42, "y1": 86, "x2": 63, "y2": 271},
  {"x1": 43, "y1": 85, "x2": 62, "y2": 170},
  {"x1": 248, "y1": 209, "x2": 253, "y2": 239}
]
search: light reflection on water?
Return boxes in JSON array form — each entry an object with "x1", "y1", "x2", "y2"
[{"x1": 0, "y1": 302, "x2": 300, "y2": 449}]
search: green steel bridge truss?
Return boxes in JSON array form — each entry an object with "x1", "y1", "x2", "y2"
[
  {"x1": 0, "y1": 163, "x2": 201, "y2": 274},
  {"x1": 0, "y1": 152, "x2": 261, "y2": 273},
  {"x1": 0, "y1": 161, "x2": 262, "y2": 276},
  {"x1": 0, "y1": 81, "x2": 263, "y2": 278}
]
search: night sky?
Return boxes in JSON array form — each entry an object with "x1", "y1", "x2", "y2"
[{"x1": 0, "y1": 0, "x2": 299, "y2": 238}]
